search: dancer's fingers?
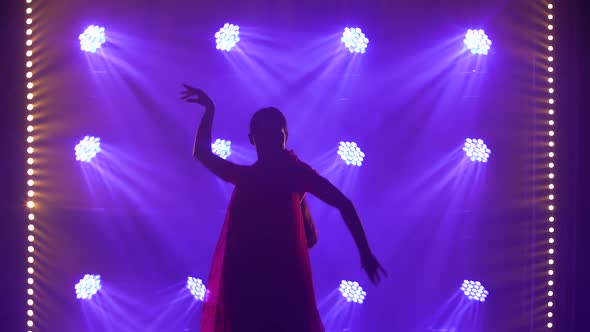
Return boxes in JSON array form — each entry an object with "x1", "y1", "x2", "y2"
[
  {"x1": 181, "y1": 89, "x2": 197, "y2": 96},
  {"x1": 182, "y1": 83, "x2": 195, "y2": 90},
  {"x1": 181, "y1": 91, "x2": 202, "y2": 100}
]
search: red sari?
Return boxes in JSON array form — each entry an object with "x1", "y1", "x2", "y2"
[{"x1": 200, "y1": 151, "x2": 325, "y2": 332}]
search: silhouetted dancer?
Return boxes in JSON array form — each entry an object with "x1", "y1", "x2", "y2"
[{"x1": 181, "y1": 83, "x2": 387, "y2": 332}]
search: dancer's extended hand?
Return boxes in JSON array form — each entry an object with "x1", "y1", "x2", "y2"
[
  {"x1": 180, "y1": 83, "x2": 214, "y2": 109},
  {"x1": 361, "y1": 250, "x2": 388, "y2": 285}
]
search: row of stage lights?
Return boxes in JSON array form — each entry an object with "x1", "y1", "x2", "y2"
[
  {"x1": 74, "y1": 136, "x2": 491, "y2": 166},
  {"x1": 74, "y1": 22, "x2": 492, "y2": 168},
  {"x1": 74, "y1": 21, "x2": 493, "y2": 166},
  {"x1": 78, "y1": 23, "x2": 493, "y2": 55},
  {"x1": 75, "y1": 274, "x2": 488, "y2": 305}
]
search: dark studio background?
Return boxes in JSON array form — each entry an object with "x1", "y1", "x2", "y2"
[{"x1": 1, "y1": 0, "x2": 588, "y2": 331}]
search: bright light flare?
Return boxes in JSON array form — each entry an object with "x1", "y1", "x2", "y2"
[
  {"x1": 212, "y1": 139, "x2": 232, "y2": 159},
  {"x1": 75, "y1": 274, "x2": 102, "y2": 300},
  {"x1": 75, "y1": 136, "x2": 101, "y2": 162},
  {"x1": 463, "y1": 138, "x2": 491, "y2": 163},
  {"x1": 79, "y1": 25, "x2": 106, "y2": 53},
  {"x1": 338, "y1": 280, "x2": 367, "y2": 304},
  {"x1": 460, "y1": 280, "x2": 489, "y2": 302},
  {"x1": 464, "y1": 29, "x2": 492, "y2": 55},
  {"x1": 341, "y1": 27, "x2": 369, "y2": 53},
  {"x1": 337, "y1": 141, "x2": 365, "y2": 166},
  {"x1": 215, "y1": 23, "x2": 240, "y2": 51},
  {"x1": 187, "y1": 276, "x2": 208, "y2": 302}
]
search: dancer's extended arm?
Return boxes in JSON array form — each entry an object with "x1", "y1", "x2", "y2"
[
  {"x1": 307, "y1": 175, "x2": 370, "y2": 253},
  {"x1": 304, "y1": 169, "x2": 387, "y2": 284}
]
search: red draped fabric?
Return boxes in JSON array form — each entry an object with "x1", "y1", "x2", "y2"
[{"x1": 200, "y1": 151, "x2": 325, "y2": 332}]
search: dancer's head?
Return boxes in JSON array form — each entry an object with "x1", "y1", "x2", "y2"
[{"x1": 249, "y1": 107, "x2": 288, "y2": 155}]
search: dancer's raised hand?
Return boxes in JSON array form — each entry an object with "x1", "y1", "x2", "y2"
[{"x1": 180, "y1": 83, "x2": 214, "y2": 109}]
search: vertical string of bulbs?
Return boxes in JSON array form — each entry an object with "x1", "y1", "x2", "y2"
[
  {"x1": 544, "y1": 1, "x2": 556, "y2": 330},
  {"x1": 25, "y1": 0, "x2": 37, "y2": 330}
]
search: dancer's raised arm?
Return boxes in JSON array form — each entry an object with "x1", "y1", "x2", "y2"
[{"x1": 181, "y1": 83, "x2": 246, "y2": 184}]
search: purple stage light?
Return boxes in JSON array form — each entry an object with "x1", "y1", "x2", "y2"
[
  {"x1": 338, "y1": 280, "x2": 367, "y2": 304},
  {"x1": 460, "y1": 280, "x2": 489, "y2": 302},
  {"x1": 215, "y1": 23, "x2": 240, "y2": 51},
  {"x1": 464, "y1": 29, "x2": 492, "y2": 55},
  {"x1": 337, "y1": 141, "x2": 365, "y2": 166},
  {"x1": 75, "y1": 274, "x2": 102, "y2": 300},
  {"x1": 79, "y1": 25, "x2": 106, "y2": 53},
  {"x1": 462, "y1": 138, "x2": 491, "y2": 163},
  {"x1": 187, "y1": 276, "x2": 208, "y2": 302},
  {"x1": 341, "y1": 27, "x2": 369, "y2": 53},
  {"x1": 212, "y1": 138, "x2": 232, "y2": 159},
  {"x1": 75, "y1": 136, "x2": 101, "y2": 162}
]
